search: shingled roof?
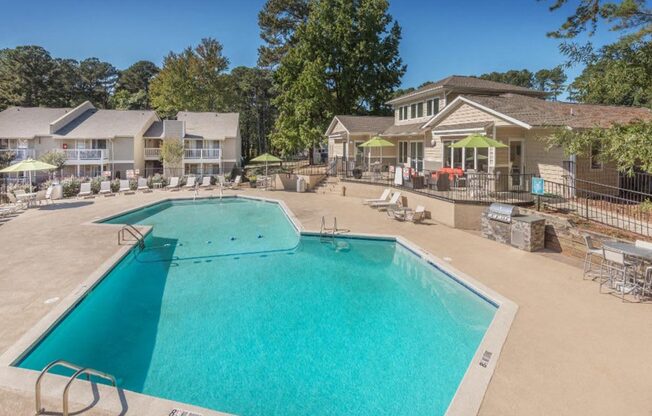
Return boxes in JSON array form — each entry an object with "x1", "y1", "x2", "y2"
[
  {"x1": 326, "y1": 115, "x2": 394, "y2": 135},
  {"x1": 387, "y1": 75, "x2": 547, "y2": 104},
  {"x1": 459, "y1": 94, "x2": 652, "y2": 129}
]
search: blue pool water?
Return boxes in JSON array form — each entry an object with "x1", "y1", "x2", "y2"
[{"x1": 18, "y1": 198, "x2": 496, "y2": 416}]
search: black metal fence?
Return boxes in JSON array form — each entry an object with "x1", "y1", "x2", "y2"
[
  {"x1": 539, "y1": 179, "x2": 652, "y2": 237},
  {"x1": 563, "y1": 160, "x2": 652, "y2": 201}
]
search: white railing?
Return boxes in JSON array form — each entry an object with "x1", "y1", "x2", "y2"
[
  {"x1": 0, "y1": 148, "x2": 36, "y2": 160},
  {"x1": 61, "y1": 149, "x2": 108, "y2": 161},
  {"x1": 184, "y1": 148, "x2": 221, "y2": 160},
  {"x1": 144, "y1": 148, "x2": 162, "y2": 158}
]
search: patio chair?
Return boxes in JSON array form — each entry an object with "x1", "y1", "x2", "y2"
[
  {"x1": 370, "y1": 192, "x2": 401, "y2": 210},
  {"x1": 199, "y1": 176, "x2": 213, "y2": 189},
  {"x1": 184, "y1": 176, "x2": 197, "y2": 190},
  {"x1": 641, "y1": 267, "x2": 652, "y2": 300},
  {"x1": 99, "y1": 181, "x2": 113, "y2": 196},
  {"x1": 137, "y1": 177, "x2": 151, "y2": 192},
  {"x1": 363, "y1": 188, "x2": 391, "y2": 205},
  {"x1": 600, "y1": 247, "x2": 639, "y2": 302},
  {"x1": 6, "y1": 192, "x2": 26, "y2": 210},
  {"x1": 33, "y1": 190, "x2": 46, "y2": 205},
  {"x1": 78, "y1": 182, "x2": 92, "y2": 198},
  {"x1": 119, "y1": 180, "x2": 132, "y2": 194},
  {"x1": 393, "y1": 205, "x2": 426, "y2": 223},
  {"x1": 227, "y1": 175, "x2": 242, "y2": 189},
  {"x1": 166, "y1": 177, "x2": 179, "y2": 191},
  {"x1": 43, "y1": 186, "x2": 55, "y2": 204},
  {"x1": 582, "y1": 235, "x2": 602, "y2": 279}
]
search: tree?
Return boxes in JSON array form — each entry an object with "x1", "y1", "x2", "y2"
[
  {"x1": 478, "y1": 69, "x2": 535, "y2": 88},
  {"x1": 257, "y1": 0, "x2": 310, "y2": 68},
  {"x1": 77, "y1": 58, "x2": 118, "y2": 108},
  {"x1": 50, "y1": 58, "x2": 82, "y2": 107},
  {"x1": 225, "y1": 66, "x2": 276, "y2": 160},
  {"x1": 0, "y1": 46, "x2": 57, "y2": 109},
  {"x1": 568, "y1": 40, "x2": 652, "y2": 106},
  {"x1": 271, "y1": 0, "x2": 405, "y2": 154},
  {"x1": 160, "y1": 139, "x2": 185, "y2": 176},
  {"x1": 109, "y1": 89, "x2": 149, "y2": 110},
  {"x1": 546, "y1": 120, "x2": 652, "y2": 173},
  {"x1": 114, "y1": 60, "x2": 159, "y2": 109},
  {"x1": 39, "y1": 150, "x2": 67, "y2": 179},
  {"x1": 534, "y1": 66, "x2": 568, "y2": 100},
  {"x1": 150, "y1": 38, "x2": 230, "y2": 118}
]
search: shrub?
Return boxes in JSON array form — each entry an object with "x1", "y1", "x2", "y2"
[
  {"x1": 90, "y1": 177, "x2": 103, "y2": 194},
  {"x1": 39, "y1": 180, "x2": 53, "y2": 191},
  {"x1": 640, "y1": 199, "x2": 652, "y2": 214},
  {"x1": 179, "y1": 176, "x2": 187, "y2": 187},
  {"x1": 148, "y1": 173, "x2": 167, "y2": 188},
  {"x1": 61, "y1": 178, "x2": 81, "y2": 198},
  {"x1": 129, "y1": 179, "x2": 138, "y2": 191},
  {"x1": 110, "y1": 179, "x2": 120, "y2": 193},
  {"x1": 210, "y1": 175, "x2": 217, "y2": 185}
]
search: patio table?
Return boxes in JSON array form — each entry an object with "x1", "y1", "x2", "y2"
[
  {"x1": 602, "y1": 240, "x2": 652, "y2": 262},
  {"x1": 16, "y1": 192, "x2": 37, "y2": 207}
]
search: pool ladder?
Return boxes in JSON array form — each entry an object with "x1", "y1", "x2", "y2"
[
  {"x1": 320, "y1": 216, "x2": 337, "y2": 243},
  {"x1": 118, "y1": 224, "x2": 145, "y2": 250},
  {"x1": 35, "y1": 359, "x2": 117, "y2": 416}
]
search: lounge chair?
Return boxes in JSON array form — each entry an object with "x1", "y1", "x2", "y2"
[
  {"x1": 166, "y1": 177, "x2": 179, "y2": 191},
  {"x1": 226, "y1": 175, "x2": 241, "y2": 189},
  {"x1": 393, "y1": 205, "x2": 426, "y2": 223},
  {"x1": 184, "y1": 176, "x2": 197, "y2": 190},
  {"x1": 199, "y1": 176, "x2": 213, "y2": 189},
  {"x1": 119, "y1": 179, "x2": 132, "y2": 194},
  {"x1": 43, "y1": 186, "x2": 55, "y2": 204},
  {"x1": 370, "y1": 192, "x2": 401, "y2": 210},
  {"x1": 137, "y1": 177, "x2": 151, "y2": 192},
  {"x1": 78, "y1": 182, "x2": 92, "y2": 198},
  {"x1": 99, "y1": 181, "x2": 113, "y2": 196},
  {"x1": 363, "y1": 188, "x2": 391, "y2": 205}
]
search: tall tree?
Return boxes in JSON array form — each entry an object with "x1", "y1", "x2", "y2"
[
  {"x1": 0, "y1": 46, "x2": 57, "y2": 109},
  {"x1": 113, "y1": 60, "x2": 159, "y2": 110},
  {"x1": 150, "y1": 38, "x2": 229, "y2": 118},
  {"x1": 226, "y1": 66, "x2": 276, "y2": 160},
  {"x1": 257, "y1": 0, "x2": 310, "y2": 68},
  {"x1": 50, "y1": 58, "x2": 81, "y2": 107},
  {"x1": 77, "y1": 58, "x2": 118, "y2": 108},
  {"x1": 534, "y1": 66, "x2": 568, "y2": 99},
  {"x1": 478, "y1": 69, "x2": 535, "y2": 88},
  {"x1": 568, "y1": 40, "x2": 652, "y2": 106},
  {"x1": 271, "y1": 0, "x2": 405, "y2": 153}
]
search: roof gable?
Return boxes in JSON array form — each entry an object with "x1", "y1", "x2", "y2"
[{"x1": 176, "y1": 112, "x2": 239, "y2": 140}]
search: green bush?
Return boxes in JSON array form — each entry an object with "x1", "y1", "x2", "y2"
[
  {"x1": 129, "y1": 179, "x2": 138, "y2": 191},
  {"x1": 209, "y1": 175, "x2": 217, "y2": 185},
  {"x1": 148, "y1": 174, "x2": 167, "y2": 188},
  {"x1": 61, "y1": 178, "x2": 81, "y2": 198},
  {"x1": 90, "y1": 177, "x2": 103, "y2": 194},
  {"x1": 110, "y1": 179, "x2": 120, "y2": 193}
]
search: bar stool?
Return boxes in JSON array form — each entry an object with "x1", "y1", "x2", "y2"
[{"x1": 582, "y1": 235, "x2": 602, "y2": 279}]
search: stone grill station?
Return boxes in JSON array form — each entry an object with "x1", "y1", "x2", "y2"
[{"x1": 481, "y1": 203, "x2": 545, "y2": 252}]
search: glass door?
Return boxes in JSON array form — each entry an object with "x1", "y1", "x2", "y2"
[
  {"x1": 509, "y1": 139, "x2": 524, "y2": 188},
  {"x1": 409, "y1": 141, "x2": 423, "y2": 172}
]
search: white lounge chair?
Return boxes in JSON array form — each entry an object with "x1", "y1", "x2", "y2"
[
  {"x1": 184, "y1": 176, "x2": 197, "y2": 190},
  {"x1": 393, "y1": 205, "x2": 426, "y2": 223},
  {"x1": 166, "y1": 177, "x2": 179, "y2": 191},
  {"x1": 227, "y1": 175, "x2": 241, "y2": 189},
  {"x1": 43, "y1": 186, "x2": 55, "y2": 204},
  {"x1": 370, "y1": 192, "x2": 401, "y2": 210},
  {"x1": 99, "y1": 181, "x2": 113, "y2": 196},
  {"x1": 199, "y1": 176, "x2": 213, "y2": 189},
  {"x1": 137, "y1": 177, "x2": 151, "y2": 192},
  {"x1": 78, "y1": 182, "x2": 92, "y2": 198},
  {"x1": 363, "y1": 188, "x2": 391, "y2": 205},
  {"x1": 119, "y1": 179, "x2": 132, "y2": 194}
]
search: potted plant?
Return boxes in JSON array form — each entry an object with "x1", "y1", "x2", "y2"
[
  {"x1": 352, "y1": 168, "x2": 363, "y2": 179},
  {"x1": 249, "y1": 175, "x2": 258, "y2": 188}
]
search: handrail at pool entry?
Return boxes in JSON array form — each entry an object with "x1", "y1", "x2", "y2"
[
  {"x1": 35, "y1": 359, "x2": 117, "y2": 416},
  {"x1": 118, "y1": 224, "x2": 145, "y2": 250}
]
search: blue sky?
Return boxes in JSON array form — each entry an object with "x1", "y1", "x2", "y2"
[{"x1": 0, "y1": 0, "x2": 621, "y2": 92}]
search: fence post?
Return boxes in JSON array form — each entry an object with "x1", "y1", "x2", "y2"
[{"x1": 585, "y1": 195, "x2": 589, "y2": 220}]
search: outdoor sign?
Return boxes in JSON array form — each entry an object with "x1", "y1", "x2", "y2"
[
  {"x1": 531, "y1": 177, "x2": 545, "y2": 195},
  {"x1": 126, "y1": 169, "x2": 135, "y2": 179},
  {"x1": 102, "y1": 171, "x2": 111, "y2": 178},
  {"x1": 394, "y1": 166, "x2": 403, "y2": 186}
]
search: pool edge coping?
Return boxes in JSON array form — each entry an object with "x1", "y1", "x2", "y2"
[{"x1": 0, "y1": 194, "x2": 516, "y2": 416}]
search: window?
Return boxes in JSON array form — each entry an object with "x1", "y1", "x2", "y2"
[
  {"x1": 432, "y1": 98, "x2": 440, "y2": 115},
  {"x1": 416, "y1": 102, "x2": 423, "y2": 118},
  {"x1": 427, "y1": 100, "x2": 433, "y2": 116},
  {"x1": 398, "y1": 141, "x2": 408, "y2": 163},
  {"x1": 590, "y1": 142, "x2": 603, "y2": 170},
  {"x1": 402, "y1": 106, "x2": 408, "y2": 120},
  {"x1": 397, "y1": 109, "x2": 403, "y2": 121},
  {"x1": 410, "y1": 104, "x2": 416, "y2": 119},
  {"x1": 409, "y1": 141, "x2": 424, "y2": 171}
]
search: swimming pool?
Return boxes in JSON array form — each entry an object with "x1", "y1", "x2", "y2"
[{"x1": 17, "y1": 197, "x2": 498, "y2": 416}]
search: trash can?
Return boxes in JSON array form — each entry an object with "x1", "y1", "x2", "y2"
[
  {"x1": 52, "y1": 184, "x2": 63, "y2": 200},
  {"x1": 296, "y1": 177, "x2": 306, "y2": 193}
]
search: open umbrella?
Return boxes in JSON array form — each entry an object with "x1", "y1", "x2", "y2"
[
  {"x1": 250, "y1": 153, "x2": 282, "y2": 189},
  {"x1": 0, "y1": 158, "x2": 56, "y2": 192},
  {"x1": 359, "y1": 137, "x2": 394, "y2": 172}
]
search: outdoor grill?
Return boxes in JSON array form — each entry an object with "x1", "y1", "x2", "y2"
[{"x1": 486, "y1": 203, "x2": 519, "y2": 223}]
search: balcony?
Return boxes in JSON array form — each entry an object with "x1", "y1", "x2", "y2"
[
  {"x1": 144, "y1": 148, "x2": 162, "y2": 160},
  {"x1": 61, "y1": 149, "x2": 109, "y2": 164},
  {"x1": 0, "y1": 148, "x2": 36, "y2": 161},
  {"x1": 184, "y1": 148, "x2": 221, "y2": 161}
]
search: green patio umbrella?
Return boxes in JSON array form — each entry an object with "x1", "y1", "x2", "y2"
[
  {"x1": 250, "y1": 153, "x2": 282, "y2": 188},
  {"x1": 359, "y1": 136, "x2": 394, "y2": 172},
  {"x1": 450, "y1": 134, "x2": 507, "y2": 149},
  {"x1": 0, "y1": 158, "x2": 57, "y2": 192}
]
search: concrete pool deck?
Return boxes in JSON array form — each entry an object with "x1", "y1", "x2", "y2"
[{"x1": 0, "y1": 185, "x2": 651, "y2": 415}]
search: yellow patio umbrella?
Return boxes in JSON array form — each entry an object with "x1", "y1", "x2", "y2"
[
  {"x1": 250, "y1": 153, "x2": 282, "y2": 189},
  {"x1": 451, "y1": 134, "x2": 507, "y2": 171},
  {"x1": 359, "y1": 136, "x2": 394, "y2": 172},
  {"x1": 0, "y1": 159, "x2": 57, "y2": 192}
]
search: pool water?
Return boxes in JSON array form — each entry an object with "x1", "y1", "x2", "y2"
[{"x1": 18, "y1": 198, "x2": 496, "y2": 416}]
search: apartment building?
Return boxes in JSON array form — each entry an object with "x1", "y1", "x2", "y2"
[{"x1": 0, "y1": 101, "x2": 241, "y2": 178}]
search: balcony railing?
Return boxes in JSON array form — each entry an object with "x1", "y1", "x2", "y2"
[
  {"x1": 61, "y1": 149, "x2": 108, "y2": 162},
  {"x1": 0, "y1": 148, "x2": 36, "y2": 161},
  {"x1": 144, "y1": 148, "x2": 162, "y2": 159},
  {"x1": 184, "y1": 148, "x2": 221, "y2": 160}
]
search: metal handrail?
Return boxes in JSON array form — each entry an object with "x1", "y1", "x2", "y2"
[
  {"x1": 35, "y1": 359, "x2": 117, "y2": 416},
  {"x1": 118, "y1": 224, "x2": 145, "y2": 249}
]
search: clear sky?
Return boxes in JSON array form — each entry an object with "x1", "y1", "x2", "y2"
[{"x1": 0, "y1": 0, "x2": 621, "y2": 91}]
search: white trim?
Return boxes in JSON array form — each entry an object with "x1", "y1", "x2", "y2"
[
  {"x1": 432, "y1": 127, "x2": 486, "y2": 135},
  {"x1": 324, "y1": 116, "x2": 350, "y2": 136},
  {"x1": 422, "y1": 96, "x2": 533, "y2": 130}
]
